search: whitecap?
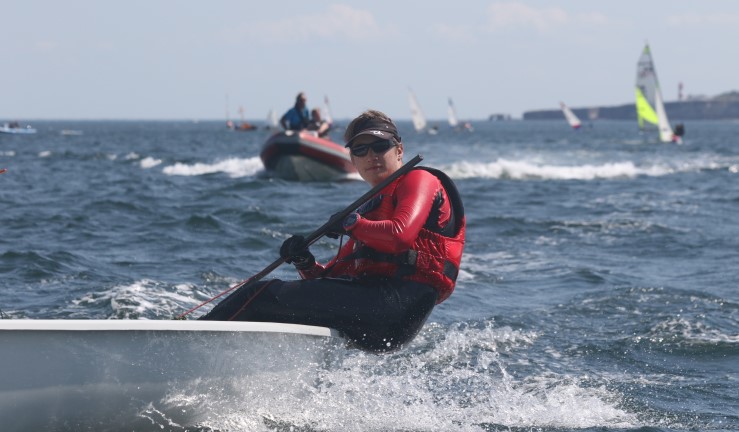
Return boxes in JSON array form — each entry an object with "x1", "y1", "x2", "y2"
[
  {"x1": 69, "y1": 279, "x2": 209, "y2": 319},
  {"x1": 140, "y1": 156, "x2": 162, "y2": 169},
  {"x1": 162, "y1": 156, "x2": 264, "y2": 178},
  {"x1": 446, "y1": 154, "x2": 739, "y2": 181},
  {"x1": 444, "y1": 159, "x2": 673, "y2": 180}
]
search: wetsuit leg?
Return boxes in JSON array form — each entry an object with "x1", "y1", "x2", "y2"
[{"x1": 199, "y1": 277, "x2": 438, "y2": 352}]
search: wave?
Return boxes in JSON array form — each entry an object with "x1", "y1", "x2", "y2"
[
  {"x1": 68, "y1": 279, "x2": 213, "y2": 320},
  {"x1": 140, "y1": 156, "x2": 162, "y2": 168},
  {"x1": 443, "y1": 158, "x2": 738, "y2": 180},
  {"x1": 161, "y1": 156, "x2": 264, "y2": 178},
  {"x1": 643, "y1": 316, "x2": 739, "y2": 346},
  {"x1": 149, "y1": 319, "x2": 640, "y2": 432}
]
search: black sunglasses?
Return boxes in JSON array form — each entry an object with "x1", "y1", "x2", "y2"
[{"x1": 350, "y1": 139, "x2": 398, "y2": 157}]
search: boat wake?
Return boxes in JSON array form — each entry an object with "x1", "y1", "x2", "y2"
[
  {"x1": 176, "y1": 321, "x2": 643, "y2": 432},
  {"x1": 161, "y1": 156, "x2": 265, "y2": 178},
  {"x1": 444, "y1": 157, "x2": 738, "y2": 180}
]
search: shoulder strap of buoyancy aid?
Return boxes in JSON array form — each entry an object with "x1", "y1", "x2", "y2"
[{"x1": 415, "y1": 166, "x2": 465, "y2": 237}]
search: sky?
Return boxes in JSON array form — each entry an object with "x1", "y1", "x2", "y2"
[{"x1": 2, "y1": 0, "x2": 739, "y2": 121}]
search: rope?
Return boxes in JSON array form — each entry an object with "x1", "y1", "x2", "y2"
[
  {"x1": 227, "y1": 280, "x2": 276, "y2": 321},
  {"x1": 174, "y1": 276, "x2": 254, "y2": 320},
  {"x1": 177, "y1": 237, "x2": 344, "y2": 320}
]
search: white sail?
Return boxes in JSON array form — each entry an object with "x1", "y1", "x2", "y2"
[
  {"x1": 560, "y1": 102, "x2": 582, "y2": 129},
  {"x1": 408, "y1": 88, "x2": 427, "y2": 132},
  {"x1": 654, "y1": 87, "x2": 677, "y2": 143},
  {"x1": 447, "y1": 98, "x2": 459, "y2": 127},
  {"x1": 635, "y1": 43, "x2": 676, "y2": 143},
  {"x1": 323, "y1": 95, "x2": 333, "y2": 125},
  {"x1": 635, "y1": 44, "x2": 659, "y2": 130},
  {"x1": 267, "y1": 108, "x2": 279, "y2": 129}
]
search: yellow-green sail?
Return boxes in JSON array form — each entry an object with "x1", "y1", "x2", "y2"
[{"x1": 635, "y1": 87, "x2": 659, "y2": 129}]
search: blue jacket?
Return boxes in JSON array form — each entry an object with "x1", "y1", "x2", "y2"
[{"x1": 281, "y1": 107, "x2": 310, "y2": 130}]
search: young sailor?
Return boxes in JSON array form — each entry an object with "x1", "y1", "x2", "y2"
[
  {"x1": 200, "y1": 110, "x2": 466, "y2": 352},
  {"x1": 306, "y1": 108, "x2": 331, "y2": 138}
]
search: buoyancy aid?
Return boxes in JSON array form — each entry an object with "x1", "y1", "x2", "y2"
[{"x1": 335, "y1": 167, "x2": 466, "y2": 303}]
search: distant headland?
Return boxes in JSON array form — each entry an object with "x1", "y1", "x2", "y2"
[{"x1": 522, "y1": 91, "x2": 739, "y2": 121}]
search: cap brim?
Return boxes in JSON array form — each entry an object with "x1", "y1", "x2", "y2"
[{"x1": 345, "y1": 129, "x2": 395, "y2": 147}]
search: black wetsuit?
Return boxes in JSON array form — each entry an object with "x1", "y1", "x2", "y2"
[{"x1": 199, "y1": 276, "x2": 438, "y2": 353}]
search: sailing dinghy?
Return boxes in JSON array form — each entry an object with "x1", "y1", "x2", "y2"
[
  {"x1": 448, "y1": 98, "x2": 473, "y2": 132},
  {"x1": 0, "y1": 319, "x2": 339, "y2": 430},
  {"x1": 448, "y1": 98, "x2": 459, "y2": 128},
  {"x1": 408, "y1": 88, "x2": 431, "y2": 133},
  {"x1": 560, "y1": 102, "x2": 582, "y2": 129},
  {"x1": 265, "y1": 108, "x2": 279, "y2": 130},
  {"x1": 635, "y1": 43, "x2": 683, "y2": 143},
  {"x1": 323, "y1": 95, "x2": 334, "y2": 126}
]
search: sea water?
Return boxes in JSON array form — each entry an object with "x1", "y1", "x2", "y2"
[{"x1": 1, "y1": 119, "x2": 737, "y2": 431}]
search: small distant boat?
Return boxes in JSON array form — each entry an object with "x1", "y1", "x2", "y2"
[
  {"x1": 448, "y1": 98, "x2": 459, "y2": 128},
  {"x1": 230, "y1": 121, "x2": 257, "y2": 131},
  {"x1": 260, "y1": 130, "x2": 358, "y2": 181},
  {"x1": 229, "y1": 105, "x2": 257, "y2": 131},
  {"x1": 0, "y1": 319, "x2": 338, "y2": 430},
  {"x1": 448, "y1": 98, "x2": 473, "y2": 132},
  {"x1": 0, "y1": 122, "x2": 36, "y2": 134},
  {"x1": 224, "y1": 96, "x2": 257, "y2": 131},
  {"x1": 588, "y1": 107, "x2": 599, "y2": 121},
  {"x1": 60, "y1": 129, "x2": 83, "y2": 136},
  {"x1": 560, "y1": 102, "x2": 582, "y2": 129},
  {"x1": 265, "y1": 108, "x2": 279, "y2": 130},
  {"x1": 323, "y1": 95, "x2": 334, "y2": 126},
  {"x1": 635, "y1": 43, "x2": 683, "y2": 143},
  {"x1": 408, "y1": 88, "x2": 428, "y2": 133}
]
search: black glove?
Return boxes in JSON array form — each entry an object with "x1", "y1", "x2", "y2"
[
  {"x1": 325, "y1": 212, "x2": 360, "y2": 239},
  {"x1": 279, "y1": 235, "x2": 315, "y2": 270},
  {"x1": 325, "y1": 212, "x2": 346, "y2": 239}
]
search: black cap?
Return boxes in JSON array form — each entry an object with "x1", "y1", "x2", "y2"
[{"x1": 345, "y1": 118, "x2": 401, "y2": 147}]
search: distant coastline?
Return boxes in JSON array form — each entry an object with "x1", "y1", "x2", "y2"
[{"x1": 523, "y1": 91, "x2": 739, "y2": 121}]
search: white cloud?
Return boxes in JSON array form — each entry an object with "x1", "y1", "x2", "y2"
[
  {"x1": 224, "y1": 4, "x2": 388, "y2": 44},
  {"x1": 485, "y1": 1, "x2": 606, "y2": 32}
]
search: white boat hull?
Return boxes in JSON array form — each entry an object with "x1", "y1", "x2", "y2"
[
  {"x1": 0, "y1": 125, "x2": 36, "y2": 134},
  {"x1": 0, "y1": 320, "x2": 339, "y2": 430}
]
